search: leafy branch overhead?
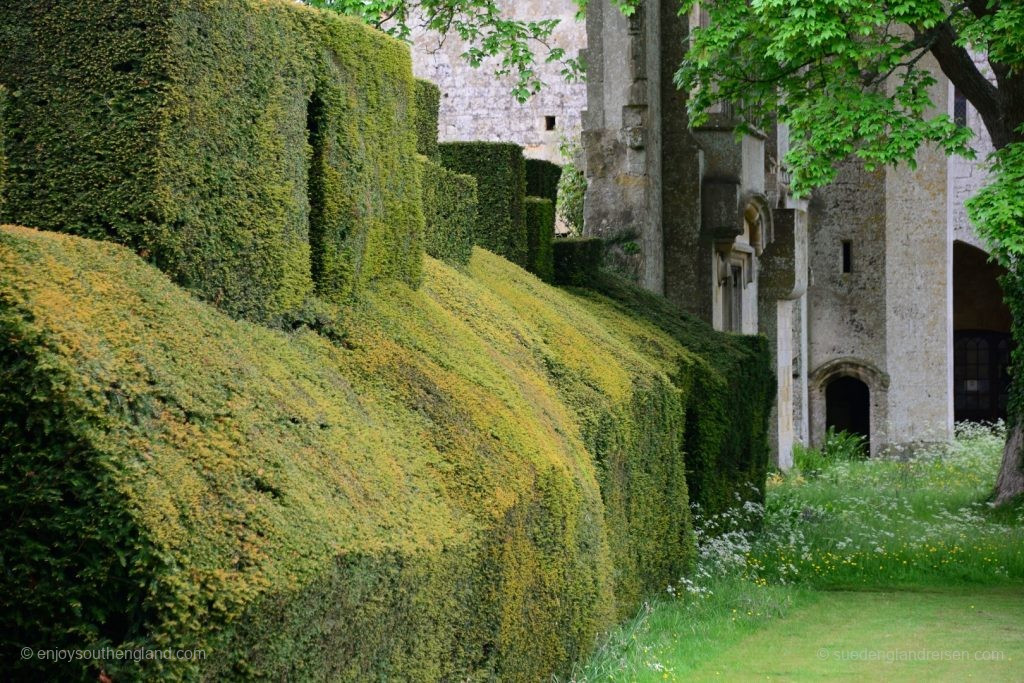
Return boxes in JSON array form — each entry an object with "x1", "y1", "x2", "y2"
[
  {"x1": 673, "y1": 0, "x2": 1023, "y2": 261},
  {"x1": 303, "y1": 0, "x2": 585, "y2": 100}
]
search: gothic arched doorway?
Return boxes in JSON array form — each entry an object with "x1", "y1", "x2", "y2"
[{"x1": 826, "y1": 376, "x2": 870, "y2": 446}]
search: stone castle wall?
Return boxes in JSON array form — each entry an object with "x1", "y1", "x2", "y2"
[
  {"x1": 410, "y1": 0, "x2": 588, "y2": 162},
  {"x1": 949, "y1": 52, "x2": 996, "y2": 251}
]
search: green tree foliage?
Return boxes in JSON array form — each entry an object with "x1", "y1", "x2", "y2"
[
  {"x1": 668, "y1": 0, "x2": 1024, "y2": 503},
  {"x1": 303, "y1": 0, "x2": 585, "y2": 100},
  {"x1": 557, "y1": 136, "x2": 587, "y2": 236}
]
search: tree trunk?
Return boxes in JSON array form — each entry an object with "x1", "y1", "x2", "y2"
[
  {"x1": 994, "y1": 267, "x2": 1024, "y2": 505},
  {"x1": 994, "y1": 421, "x2": 1024, "y2": 505}
]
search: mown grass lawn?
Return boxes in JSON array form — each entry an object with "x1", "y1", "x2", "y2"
[
  {"x1": 570, "y1": 424, "x2": 1024, "y2": 681},
  {"x1": 685, "y1": 588, "x2": 1023, "y2": 681}
]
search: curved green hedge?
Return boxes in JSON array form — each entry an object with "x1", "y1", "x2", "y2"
[
  {"x1": 439, "y1": 142, "x2": 527, "y2": 267},
  {"x1": 0, "y1": 0, "x2": 423, "y2": 322},
  {"x1": 579, "y1": 272, "x2": 774, "y2": 515},
  {"x1": 526, "y1": 158, "x2": 562, "y2": 207},
  {"x1": 525, "y1": 196, "x2": 555, "y2": 282},
  {"x1": 1, "y1": 225, "x2": 770, "y2": 680}
]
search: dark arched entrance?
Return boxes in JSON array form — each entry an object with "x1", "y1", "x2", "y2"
[
  {"x1": 953, "y1": 241, "x2": 1012, "y2": 422},
  {"x1": 826, "y1": 376, "x2": 870, "y2": 445}
]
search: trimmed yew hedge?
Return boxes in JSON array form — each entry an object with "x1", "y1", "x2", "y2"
[
  {"x1": 1, "y1": 226, "x2": 771, "y2": 681},
  {"x1": 525, "y1": 197, "x2": 555, "y2": 282},
  {"x1": 579, "y1": 272, "x2": 774, "y2": 516},
  {"x1": 415, "y1": 79, "x2": 441, "y2": 159},
  {"x1": 419, "y1": 156, "x2": 477, "y2": 265},
  {"x1": 525, "y1": 159, "x2": 562, "y2": 207},
  {"x1": 0, "y1": 2, "x2": 773, "y2": 680},
  {"x1": 554, "y1": 237, "x2": 604, "y2": 286},
  {"x1": 0, "y1": 86, "x2": 5, "y2": 209},
  {"x1": 438, "y1": 142, "x2": 527, "y2": 266},
  {"x1": 0, "y1": 0, "x2": 424, "y2": 322}
]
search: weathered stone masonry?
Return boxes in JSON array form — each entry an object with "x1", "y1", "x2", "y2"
[
  {"x1": 582, "y1": 0, "x2": 808, "y2": 466},
  {"x1": 410, "y1": 1, "x2": 587, "y2": 163}
]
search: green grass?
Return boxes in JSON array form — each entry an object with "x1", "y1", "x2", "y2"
[
  {"x1": 569, "y1": 423, "x2": 1024, "y2": 681},
  {"x1": 757, "y1": 424, "x2": 1024, "y2": 588},
  {"x1": 685, "y1": 588, "x2": 1024, "y2": 681},
  {"x1": 569, "y1": 580, "x2": 816, "y2": 680}
]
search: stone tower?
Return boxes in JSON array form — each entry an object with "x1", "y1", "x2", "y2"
[{"x1": 582, "y1": 0, "x2": 809, "y2": 467}]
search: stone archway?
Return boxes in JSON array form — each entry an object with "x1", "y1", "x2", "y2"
[
  {"x1": 809, "y1": 358, "x2": 890, "y2": 456},
  {"x1": 825, "y1": 376, "x2": 871, "y2": 450}
]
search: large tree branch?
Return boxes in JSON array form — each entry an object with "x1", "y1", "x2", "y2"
[
  {"x1": 924, "y1": 20, "x2": 1008, "y2": 147},
  {"x1": 966, "y1": 0, "x2": 997, "y2": 19}
]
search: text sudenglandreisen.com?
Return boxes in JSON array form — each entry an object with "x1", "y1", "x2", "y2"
[{"x1": 817, "y1": 648, "x2": 1007, "y2": 663}]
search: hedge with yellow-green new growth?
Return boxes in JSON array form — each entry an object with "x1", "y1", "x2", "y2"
[
  {"x1": 0, "y1": 0, "x2": 424, "y2": 323},
  {"x1": 0, "y1": 0, "x2": 773, "y2": 679},
  {"x1": 1, "y1": 225, "x2": 771, "y2": 681},
  {"x1": 419, "y1": 155, "x2": 478, "y2": 266}
]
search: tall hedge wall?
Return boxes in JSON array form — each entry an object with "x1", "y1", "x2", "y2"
[
  {"x1": 525, "y1": 158, "x2": 562, "y2": 207},
  {"x1": 525, "y1": 197, "x2": 555, "y2": 282},
  {"x1": 0, "y1": 0, "x2": 424, "y2": 322},
  {"x1": 414, "y1": 79, "x2": 441, "y2": 159},
  {"x1": 439, "y1": 142, "x2": 527, "y2": 267},
  {"x1": 579, "y1": 272, "x2": 774, "y2": 515},
  {"x1": 419, "y1": 156, "x2": 477, "y2": 265},
  {"x1": 1, "y1": 225, "x2": 771, "y2": 680}
]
